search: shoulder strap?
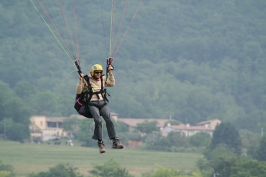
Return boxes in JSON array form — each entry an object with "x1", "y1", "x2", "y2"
[
  {"x1": 83, "y1": 75, "x2": 92, "y2": 89},
  {"x1": 79, "y1": 76, "x2": 93, "y2": 105}
]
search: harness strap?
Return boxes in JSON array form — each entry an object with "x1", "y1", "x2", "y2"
[{"x1": 79, "y1": 75, "x2": 110, "y2": 105}]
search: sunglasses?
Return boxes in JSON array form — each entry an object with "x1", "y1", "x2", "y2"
[{"x1": 94, "y1": 71, "x2": 102, "y2": 74}]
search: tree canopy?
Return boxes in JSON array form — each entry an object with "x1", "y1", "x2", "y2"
[
  {"x1": 210, "y1": 122, "x2": 242, "y2": 155},
  {"x1": 28, "y1": 164, "x2": 83, "y2": 177},
  {"x1": 0, "y1": 0, "x2": 265, "y2": 133},
  {"x1": 255, "y1": 135, "x2": 266, "y2": 161}
]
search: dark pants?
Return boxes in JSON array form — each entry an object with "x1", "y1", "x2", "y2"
[{"x1": 89, "y1": 100, "x2": 116, "y2": 140}]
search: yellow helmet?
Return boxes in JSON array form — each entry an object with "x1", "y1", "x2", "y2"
[{"x1": 90, "y1": 64, "x2": 103, "y2": 76}]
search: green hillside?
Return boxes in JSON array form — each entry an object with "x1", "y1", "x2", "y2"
[{"x1": 0, "y1": 0, "x2": 265, "y2": 131}]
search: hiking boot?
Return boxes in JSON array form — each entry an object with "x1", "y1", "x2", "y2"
[
  {"x1": 98, "y1": 141, "x2": 106, "y2": 154},
  {"x1": 112, "y1": 138, "x2": 124, "y2": 149}
]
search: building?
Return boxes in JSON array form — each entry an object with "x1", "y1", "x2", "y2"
[
  {"x1": 29, "y1": 115, "x2": 221, "y2": 145},
  {"x1": 117, "y1": 118, "x2": 221, "y2": 137},
  {"x1": 197, "y1": 119, "x2": 221, "y2": 129},
  {"x1": 161, "y1": 119, "x2": 221, "y2": 137},
  {"x1": 30, "y1": 115, "x2": 68, "y2": 141},
  {"x1": 117, "y1": 118, "x2": 170, "y2": 132}
]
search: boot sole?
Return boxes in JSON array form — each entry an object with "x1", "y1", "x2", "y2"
[{"x1": 112, "y1": 146, "x2": 125, "y2": 149}]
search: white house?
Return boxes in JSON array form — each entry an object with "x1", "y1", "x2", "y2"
[
  {"x1": 30, "y1": 115, "x2": 68, "y2": 141},
  {"x1": 161, "y1": 119, "x2": 221, "y2": 137}
]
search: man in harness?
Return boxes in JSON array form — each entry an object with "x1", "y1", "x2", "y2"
[{"x1": 75, "y1": 61, "x2": 124, "y2": 153}]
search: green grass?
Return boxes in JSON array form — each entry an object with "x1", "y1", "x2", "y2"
[{"x1": 0, "y1": 140, "x2": 203, "y2": 177}]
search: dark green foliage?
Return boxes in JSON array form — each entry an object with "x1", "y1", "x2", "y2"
[
  {"x1": 75, "y1": 119, "x2": 95, "y2": 147},
  {"x1": 28, "y1": 164, "x2": 83, "y2": 177},
  {"x1": 68, "y1": 117, "x2": 129, "y2": 147},
  {"x1": 145, "y1": 131, "x2": 190, "y2": 151},
  {"x1": 89, "y1": 159, "x2": 134, "y2": 177},
  {"x1": 141, "y1": 166, "x2": 179, "y2": 177},
  {"x1": 210, "y1": 122, "x2": 242, "y2": 155},
  {"x1": 198, "y1": 144, "x2": 266, "y2": 177},
  {"x1": 189, "y1": 132, "x2": 211, "y2": 149},
  {"x1": 167, "y1": 131, "x2": 189, "y2": 148},
  {"x1": 239, "y1": 129, "x2": 260, "y2": 149},
  {"x1": 196, "y1": 158, "x2": 213, "y2": 173},
  {"x1": 62, "y1": 117, "x2": 80, "y2": 138},
  {"x1": 255, "y1": 135, "x2": 266, "y2": 161},
  {"x1": 231, "y1": 159, "x2": 266, "y2": 177},
  {"x1": 112, "y1": 120, "x2": 130, "y2": 133},
  {"x1": 145, "y1": 133, "x2": 167, "y2": 151},
  {"x1": 0, "y1": 81, "x2": 31, "y2": 141},
  {"x1": 7, "y1": 123, "x2": 30, "y2": 142},
  {"x1": 0, "y1": 81, "x2": 31, "y2": 124},
  {"x1": 112, "y1": 121, "x2": 131, "y2": 144},
  {"x1": 136, "y1": 120, "x2": 159, "y2": 134},
  {"x1": 208, "y1": 144, "x2": 238, "y2": 177},
  {"x1": 0, "y1": 161, "x2": 15, "y2": 177},
  {"x1": 0, "y1": 0, "x2": 265, "y2": 132}
]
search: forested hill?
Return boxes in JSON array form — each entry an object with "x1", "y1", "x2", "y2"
[{"x1": 0, "y1": 1, "x2": 265, "y2": 132}]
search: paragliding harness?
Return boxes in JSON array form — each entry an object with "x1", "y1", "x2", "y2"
[{"x1": 74, "y1": 58, "x2": 113, "y2": 118}]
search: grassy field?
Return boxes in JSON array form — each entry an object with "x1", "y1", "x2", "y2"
[{"x1": 0, "y1": 140, "x2": 203, "y2": 177}]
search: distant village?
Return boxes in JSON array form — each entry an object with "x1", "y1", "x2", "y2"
[{"x1": 29, "y1": 113, "x2": 221, "y2": 147}]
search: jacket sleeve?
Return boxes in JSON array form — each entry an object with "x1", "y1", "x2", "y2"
[
  {"x1": 76, "y1": 78, "x2": 85, "y2": 94},
  {"x1": 105, "y1": 71, "x2": 115, "y2": 87}
]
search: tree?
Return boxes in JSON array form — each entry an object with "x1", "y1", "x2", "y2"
[
  {"x1": 14, "y1": 80, "x2": 36, "y2": 99},
  {"x1": 30, "y1": 91, "x2": 60, "y2": 116},
  {"x1": 1, "y1": 0, "x2": 266, "y2": 126},
  {"x1": 142, "y1": 166, "x2": 178, "y2": 177},
  {"x1": 0, "y1": 161, "x2": 15, "y2": 177},
  {"x1": 112, "y1": 121, "x2": 129, "y2": 133},
  {"x1": 147, "y1": 136, "x2": 171, "y2": 151},
  {"x1": 189, "y1": 132, "x2": 211, "y2": 149},
  {"x1": 208, "y1": 144, "x2": 238, "y2": 177},
  {"x1": 0, "y1": 81, "x2": 31, "y2": 124},
  {"x1": 142, "y1": 165, "x2": 206, "y2": 177},
  {"x1": 256, "y1": 135, "x2": 266, "y2": 161},
  {"x1": 196, "y1": 158, "x2": 213, "y2": 174},
  {"x1": 136, "y1": 121, "x2": 159, "y2": 134},
  {"x1": 75, "y1": 119, "x2": 95, "y2": 147},
  {"x1": 28, "y1": 164, "x2": 83, "y2": 177},
  {"x1": 200, "y1": 144, "x2": 266, "y2": 177},
  {"x1": 0, "y1": 118, "x2": 13, "y2": 139},
  {"x1": 167, "y1": 131, "x2": 189, "y2": 148},
  {"x1": 231, "y1": 159, "x2": 266, "y2": 177},
  {"x1": 62, "y1": 118, "x2": 80, "y2": 137},
  {"x1": 89, "y1": 159, "x2": 134, "y2": 177},
  {"x1": 210, "y1": 122, "x2": 242, "y2": 155},
  {"x1": 145, "y1": 131, "x2": 190, "y2": 151},
  {"x1": 3, "y1": 97, "x2": 31, "y2": 125},
  {"x1": 7, "y1": 123, "x2": 30, "y2": 142}
]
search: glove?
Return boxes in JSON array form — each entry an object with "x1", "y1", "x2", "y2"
[{"x1": 108, "y1": 64, "x2": 114, "y2": 70}]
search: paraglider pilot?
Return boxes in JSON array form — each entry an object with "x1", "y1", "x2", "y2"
[{"x1": 75, "y1": 60, "x2": 124, "y2": 153}]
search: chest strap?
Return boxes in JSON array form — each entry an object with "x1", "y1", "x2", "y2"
[{"x1": 80, "y1": 75, "x2": 109, "y2": 105}]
